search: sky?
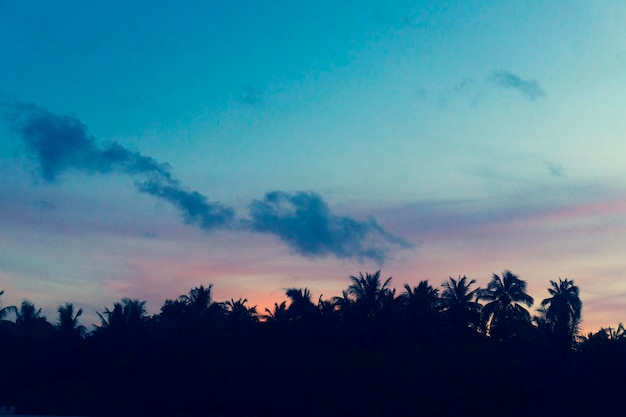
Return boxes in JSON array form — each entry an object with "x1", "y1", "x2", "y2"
[{"x1": 1, "y1": 1, "x2": 626, "y2": 332}]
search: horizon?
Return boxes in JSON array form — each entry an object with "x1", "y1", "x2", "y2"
[{"x1": 1, "y1": 1, "x2": 626, "y2": 334}]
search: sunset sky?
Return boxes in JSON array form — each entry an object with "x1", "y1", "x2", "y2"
[{"x1": 1, "y1": 1, "x2": 626, "y2": 332}]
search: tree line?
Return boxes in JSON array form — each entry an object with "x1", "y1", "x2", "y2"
[{"x1": 1, "y1": 270, "x2": 625, "y2": 417}]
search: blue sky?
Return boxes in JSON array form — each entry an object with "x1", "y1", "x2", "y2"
[{"x1": 1, "y1": 1, "x2": 626, "y2": 331}]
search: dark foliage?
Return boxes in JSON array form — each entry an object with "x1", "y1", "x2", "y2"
[{"x1": 0, "y1": 273, "x2": 623, "y2": 417}]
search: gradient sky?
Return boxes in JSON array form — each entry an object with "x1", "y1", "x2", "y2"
[{"x1": 1, "y1": 1, "x2": 626, "y2": 332}]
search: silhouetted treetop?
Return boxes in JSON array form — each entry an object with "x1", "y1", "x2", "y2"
[
  {"x1": 346, "y1": 270, "x2": 395, "y2": 319},
  {"x1": 57, "y1": 302, "x2": 86, "y2": 339},
  {"x1": 478, "y1": 270, "x2": 534, "y2": 340},
  {"x1": 226, "y1": 298, "x2": 259, "y2": 322},
  {"x1": 0, "y1": 290, "x2": 17, "y2": 322},
  {"x1": 15, "y1": 300, "x2": 50, "y2": 330},
  {"x1": 441, "y1": 275, "x2": 482, "y2": 330},
  {"x1": 3, "y1": 271, "x2": 626, "y2": 417},
  {"x1": 264, "y1": 301, "x2": 288, "y2": 322},
  {"x1": 540, "y1": 278, "x2": 582, "y2": 349},
  {"x1": 97, "y1": 298, "x2": 147, "y2": 331}
]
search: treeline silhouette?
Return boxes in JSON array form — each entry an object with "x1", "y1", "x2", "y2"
[{"x1": 1, "y1": 271, "x2": 625, "y2": 417}]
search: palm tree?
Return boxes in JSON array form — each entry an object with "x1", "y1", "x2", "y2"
[
  {"x1": 285, "y1": 287, "x2": 318, "y2": 320},
  {"x1": 580, "y1": 323, "x2": 626, "y2": 352},
  {"x1": 606, "y1": 323, "x2": 626, "y2": 340},
  {"x1": 346, "y1": 270, "x2": 395, "y2": 319},
  {"x1": 540, "y1": 278, "x2": 582, "y2": 350},
  {"x1": 263, "y1": 301, "x2": 289, "y2": 323},
  {"x1": 0, "y1": 290, "x2": 17, "y2": 323},
  {"x1": 98, "y1": 298, "x2": 147, "y2": 330},
  {"x1": 441, "y1": 275, "x2": 481, "y2": 331},
  {"x1": 57, "y1": 302, "x2": 87, "y2": 338},
  {"x1": 226, "y1": 298, "x2": 259, "y2": 322},
  {"x1": 331, "y1": 290, "x2": 353, "y2": 314},
  {"x1": 181, "y1": 284, "x2": 212, "y2": 310},
  {"x1": 98, "y1": 302, "x2": 124, "y2": 329},
  {"x1": 478, "y1": 270, "x2": 534, "y2": 340},
  {"x1": 533, "y1": 306, "x2": 550, "y2": 335},
  {"x1": 15, "y1": 300, "x2": 50, "y2": 330},
  {"x1": 402, "y1": 281, "x2": 441, "y2": 337},
  {"x1": 317, "y1": 295, "x2": 337, "y2": 320},
  {"x1": 593, "y1": 323, "x2": 626, "y2": 342},
  {"x1": 403, "y1": 281, "x2": 440, "y2": 315},
  {"x1": 159, "y1": 298, "x2": 188, "y2": 322},
  {"x1": 179, "y1": 284, "x2": 225, "y2": 320}
]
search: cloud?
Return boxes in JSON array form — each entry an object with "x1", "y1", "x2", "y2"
[
  {"x1": 246, "y1": 191, "x2": 411, "y2": 263},
  {"x1": 3, "y1": 102, "x2": 408, "y2": 262},
  {"x1": 6, "y1": 103, "x2": 171, "y2": 182},
  {"x1": 490, "y1": 70, "x2": 545, "y2": 101},
  {"x1": 6, "y1": 102, "x2": 234, "y2": 229},
  {"x1": 136, "y1": 178, "x2": 235, "y2": 229}
]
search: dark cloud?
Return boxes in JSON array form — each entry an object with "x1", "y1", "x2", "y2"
[
  {"x1": 7, "y1": 103, "x2": 171, "y2": 182},
  {"x1": 6, "y1": 103, "x2": 234, "y2": 229},
  {"x1": 3, "y1": 102, "x2": 409, "y2": 262},
  {"x1": 137, "y1": 178, "x2": 234, "y2": 229},
  {"x1": 490, "y1": 70, "x2": 545, "y2": 101},
  {"x1": 247, "y1": 191, "x2": 411, "y2": 263}
]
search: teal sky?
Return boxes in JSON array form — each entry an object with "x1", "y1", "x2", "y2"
[{"x1": 1, "y1": 1, "x2": 626, "y2": 331}]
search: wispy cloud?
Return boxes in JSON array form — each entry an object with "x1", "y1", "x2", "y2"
[
  {"x1": 490, "y1": 70, "x2": 546, "y2": 101},
  {"x1": 137, "y1": 178, "x2": 235, "y2": 230},
  {"x1": 247, "y1": 191, "x2": 411, "y2": 263},
  {"x1": 382, "y1": 185, "x2": 626, "y2": 245},
  {"x1": 3, "y1": 102, "x2": 408, "y2": 262}
]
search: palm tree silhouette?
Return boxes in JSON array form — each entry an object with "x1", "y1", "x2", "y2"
[
  {"x1": 346, "y1": 270, "x2": 395, "y2": 319},
  {"x1": 263, "y1": 301, "x2": 289, "y2": 322},
  {"x1": 0, "y1": 290, "x2": 17, "y2": 323},
  {"x1": 316, "y1": 295, "x2": 337, "y2": 320},
  {"x1": 595, "y1": 323, "x2": 626, "y2": 341},
  {"x1": 540, "y1": 278, "x2": 582, "y2": 350},
  {"x1": 179, "y1": 284, "x2": 225, "y2": 320},
  {"x1": 15, "y1": 300, "x2": 50, "y2": 330},
  {"x1": 331, "y1": 290, "x2": 354, "y2": 316},
  {"x1": 98, "y1": 298, "x2": 147, "y2": 330},
  {"x1": 57, "y1": 302, "x2": 87, "y2": 338},
  {"x1": 402, "y1": 281, "x2": 441, "y2": 338},
  {"x1": 478, "y1": 270, "x2": 534, "y2": 340},
  {"x1": 159, "y1": 298, "x2": 188, "y2": 322},
  {"x1": 581, "y1": 323, "x2": 626, "y2": 352},
  {"x1": 226, "y1": 298, "x2": 259, "y2": 322},
  {"x1": 285, "y1": 288, "x2": 318, "y2": 320},
  {"x1": 533, "y1": 305, "x2": 550, "y2": 334},
  {"x1": 441, "y1": 275, "x2": 481, "y2": 331},
  {"x1": 402, "y1": 281, "x2": 440, "y2": 314}
]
